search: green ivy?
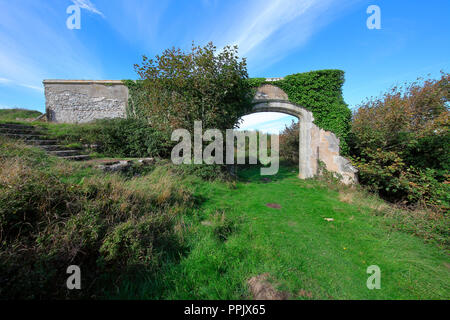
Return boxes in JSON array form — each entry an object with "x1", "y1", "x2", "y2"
[
  {"x1": 122, "y1": 79, "x2": 148, "y2": 120},
  {"x1": 247, "y1": 70, "x2": 352, "y2": 154}
]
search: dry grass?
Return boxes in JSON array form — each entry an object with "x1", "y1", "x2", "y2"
[{"x1": 335, "y1": 182, "x2": 449, "y2": 248}]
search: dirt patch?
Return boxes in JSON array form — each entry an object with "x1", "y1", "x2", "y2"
[
  {"x1": 247, "y1": 273, "x2": 289, "y2": 300},
  {"x1": 266, "y1": 203, "x2": 282, "y2": 209},
  {"x1": 298, "y1": 289, "x2": 313, "y2": 299}
]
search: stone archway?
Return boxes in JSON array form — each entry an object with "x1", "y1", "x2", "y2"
[{"x1": 249, "y1": 84, "x2": 358, "y2": 184}]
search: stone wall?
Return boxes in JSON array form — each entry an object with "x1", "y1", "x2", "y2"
[{"x1": 43, "y1": 80, "x2": 128, "y2": 123}]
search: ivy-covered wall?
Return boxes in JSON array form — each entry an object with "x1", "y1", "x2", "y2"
[
  {"x1": 122, "y1": 79, "x2": 148, "y2": 120},
  {"x1": 248, "y1": 70, "x2": 352, "y2": 153}
]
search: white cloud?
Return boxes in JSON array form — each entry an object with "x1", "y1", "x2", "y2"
[
  {"x1": 211, "y1": 0, "x2": 359, "y2": 71},
  {"x1": 72, "y1": 0, "x2": 105, "y2": 17},
  {"x1": 0, "y1": 77, "x2": 43, "y2": 92}
]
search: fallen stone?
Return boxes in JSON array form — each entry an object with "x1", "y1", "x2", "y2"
[
  {"x1": 96, "y1": 160, "x2": 132, "y2": 172},
  {"x1": 138, "y1": 158, "x2": 155, "y2": 165}
]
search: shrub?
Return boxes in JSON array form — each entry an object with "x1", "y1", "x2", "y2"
[
  {"x1": 351, "y1": 72, "x2": 450, "y2": 209},
  {"x1": 96, "y1": 118, "x2": 171, "y2": 158},
  {"x1": 44, "y1": 118, "x2": 172, "y2": 158},
  {"x1": 0, "y1": 139, "x2": 194, "y2": 299}
]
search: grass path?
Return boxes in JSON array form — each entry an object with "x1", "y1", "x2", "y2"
[{"x1": 117, "y1": 166, "x2": 449, "y2": 300}]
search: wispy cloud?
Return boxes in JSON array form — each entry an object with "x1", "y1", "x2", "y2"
[
  {"x1": 0, "y1": 0, "x2": 103, "y2": 97},
  {"x1": 72, "y1": 0, "x2": 105, "y2": 17},
  {"x1": 0, "y1": 77, "x2": 43, "y2": 92},
  {"x1": 210, "y1": 0, "x2": 360, "y2": 72}
]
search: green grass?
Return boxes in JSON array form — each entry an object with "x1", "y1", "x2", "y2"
[
  {"x1": 111, "y1": 165, "x2": 449, "y2": 300},
  {"x1": 0, "y1": 108, "x2": 42, "y2": 121},
  {"x1": 1, "y1": 133, "x2": 448, "y2": 299}
]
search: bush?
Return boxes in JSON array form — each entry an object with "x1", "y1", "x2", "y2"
[
  {"x1": 96, "y1": 118, "x2": 171, "y2": 158},
  {"x1": 0, "y1": 140, "x2": 194, "y2": 299},
  {"x1": 351, "y1": 72, "x2": 450, "y2": 209},
  {"x1": 44, "y1": 118, "x2": 172, "y2": 158}
]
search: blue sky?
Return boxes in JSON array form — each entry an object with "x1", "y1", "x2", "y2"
[{"x1": 0, "y1": 0, "x2": 449, "y2": 132}]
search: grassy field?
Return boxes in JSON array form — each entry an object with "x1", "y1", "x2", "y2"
[
  {"x1": 0, "y1": 108, "x2": 42, "y2": 121},
  {"x1": 111, "y1": 165, "x2": 449, "y2": 300},
  {"x1": 0, "y1": 115, "x2": 448, "y2": 299}
]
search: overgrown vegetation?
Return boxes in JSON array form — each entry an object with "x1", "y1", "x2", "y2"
[
  {"x1": 0, "y1": 136, "x2": 448, "y2": 299},
  {"x1": 279, "y1": 120, "x2": 299, "y2": 165},
  {"x1": 350, "y1": 72, "x2": 449, "y2": 209},
  {"x1": 0, "y1": 45, "x2": 448, "y2": 300},
  {"x1": 38, "y1": 118, "x2": 171, "y2": 158},
  {"x1": 0, "y1": 137, "x2": 194, "y2": 299}
]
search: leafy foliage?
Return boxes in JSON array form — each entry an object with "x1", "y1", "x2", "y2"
[
  {"x1": 350, "y1": 72, "x2": 450, "y2": 208},
  {"x1": 279, "y1": 120, "x2": 299, "y2": 164},
  {"x1": 130, "y1": 42, "x2": 253, "y2": 134},
  {"x1": 43, "y1": 118, "x2": 171, "y2": 158},
  {"x1": 97, "y1": 118, "x2": 171, "y2": 158}
]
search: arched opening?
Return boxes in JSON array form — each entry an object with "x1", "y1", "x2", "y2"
[
  {"x1": 241, "y1": 83, "x2": 358, "y2": 184},
  {"x1": 239, "y1": 111, "x2": 299, "y2": 174},
  {"x1": 246, "y1": 100, "x2": 316, "y2": 179}
]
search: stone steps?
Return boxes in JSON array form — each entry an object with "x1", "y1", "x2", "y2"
[
  {"x1": 0, "y1": 123, "x2": 37, "y2": 130},
  {"x1": 49, "y1": 150, "x2": 83, "y2": 157},
  {"x1": 0, "y1": 127, "x2": 45, "y2": 134},
  {"x1": 28, "y1": 139, "x2": 58, "y2": 145},
  {"x1": 2, "y1": 133, "x2": 49, "y2": 140},
  {"x1": 39, "y1": 144, "x2": 69, "y2": 151},
  {"x1": 0, "y1": 122, "x2": 90, "y2": 161},
  {"x1": 62, "y1": 155, "x2": 90, "y2": 161}
]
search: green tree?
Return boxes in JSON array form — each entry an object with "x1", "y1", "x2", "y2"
[{"x1": 133, "y1": 42, "x2": 253, "y2": 134}]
